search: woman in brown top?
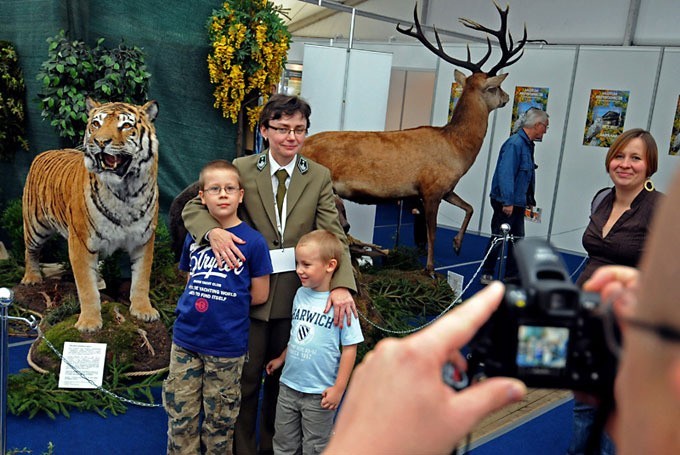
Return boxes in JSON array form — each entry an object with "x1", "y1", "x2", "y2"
[{"x1": 570, "y1": 128, "x2": 662, "y2": 455}]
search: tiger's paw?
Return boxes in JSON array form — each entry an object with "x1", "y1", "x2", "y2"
[
  {"x1": 130, "y1": 305, "x2": 160, "y2": 322},
  {"x1": 74, "y1": 314, "x2": 104, "y2": 332},
  {"x1": 21, "y1": 272, "x2": 43, "y2": 285}
]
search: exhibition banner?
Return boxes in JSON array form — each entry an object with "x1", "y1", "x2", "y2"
[
  {"x1": 510, "y1": 86, "x2": 550, "y2": 134},
  {"x1": 583, "y1": 89, "x2": 630, "y2": 148},
  {"x1": 670, "y1": 95, "x2": 680, "y2": 156},
  {"x1": 447, "y1": 82, "x2": 464, "y2": 122}
]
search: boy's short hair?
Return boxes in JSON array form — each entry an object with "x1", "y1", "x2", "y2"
[
  {"x1": 198, "y1": 159, "x2": 241, "y2": 189},
  {"x1": 297, "y1": 230, "x2": 343, "y2": 267}
]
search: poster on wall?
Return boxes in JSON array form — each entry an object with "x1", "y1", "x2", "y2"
[
  {"x1": 583, "y1": 89, "x2": 630, "y2": 148},
  {"x1": 447, "y1": 82, "x2": 464, "y2": 122},
  {"x1": 669, "y1": 95, "x2": 680, "y2": 156},
  {"x1": 510, "y1": 86, "x2": 550, "y2": 135}
]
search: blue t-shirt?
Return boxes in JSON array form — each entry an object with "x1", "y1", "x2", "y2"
[
  {"x1": 174, "y1": 222, "x2": 273, "y2": 357},
  {"x1": 280, "y1": 287, "x2": 364, "y2": 394}
]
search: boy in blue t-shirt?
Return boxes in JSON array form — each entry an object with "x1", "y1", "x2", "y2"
[
  {"x1": 266, "y1": 230, "x2": 363, "y2": 454},
  {"x1": 164, "y1": 160, "x2": 273, "y2": 454}
]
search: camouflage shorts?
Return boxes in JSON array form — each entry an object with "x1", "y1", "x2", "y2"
[{"x1": 163, "y1": 343, "x2": 245, "y2": 455}]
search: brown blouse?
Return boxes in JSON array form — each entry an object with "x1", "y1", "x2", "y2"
[{"x1": 576, "y1": 187, "x2": 663, "y2": 287}]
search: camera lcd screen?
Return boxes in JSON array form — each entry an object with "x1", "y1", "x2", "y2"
[{"x1": 516, "y1": 325, "x2": 569, "y2": 369}]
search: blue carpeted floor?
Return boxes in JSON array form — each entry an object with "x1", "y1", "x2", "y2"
[{"x1": 6, "y1": 203, "x2": 584, "y2": 454}]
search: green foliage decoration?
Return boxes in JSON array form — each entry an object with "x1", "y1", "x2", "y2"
[
  {"x1": 6, "y1": 442, "x2": 55, "y2": 455},
  {"x1": 8, "y1": 359, "x2": 164, "y2": 419},
  {"x1": 207, "y1": 0, "x2": 291, "y2": 129},
  {"x1": 0, "y1": 40, "x2": 29, "y2": 160},
  {"x1": 1, "y1": 198, "x2": 24, "y2": 261},
  {"x1": 0, "y1": 197, "x2": 69, "y2": 265},
  {"x1": 36, "y1": 30, "x2": 151, "y2": 145},
  {"x1": 355, "y1": 248, "x2": 460, "y2": 362}
]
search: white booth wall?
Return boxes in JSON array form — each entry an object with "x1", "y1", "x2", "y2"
[
  {"x1": 289, "y1": 40, "x2": 680, "y2": 255},
  {"x1": 299, "y1": 45, "x2": 393, "y2": 244}
]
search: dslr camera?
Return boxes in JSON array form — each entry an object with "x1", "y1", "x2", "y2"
[{"x1": 467, "y1": 238, "x2": 616, "y2": 393}]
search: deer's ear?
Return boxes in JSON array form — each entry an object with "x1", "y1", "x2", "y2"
[
  {"x1": 484, "y1": 73, "x2": 508, "y2": 88},
  {"x1": 454, "y1": 69, "x2": 468, "y2": 86}
]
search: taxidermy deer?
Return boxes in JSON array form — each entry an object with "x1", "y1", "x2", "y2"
[{"x1": 301, "y1": 3, "x2": 530, "y2": 273}]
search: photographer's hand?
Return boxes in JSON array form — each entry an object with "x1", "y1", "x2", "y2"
[
  {"x1": 325, "y1": 282, "x2": 527, "y2": 454},
  {"x1": 583, "y1": 265, "x2": 640, "y2": 306}
]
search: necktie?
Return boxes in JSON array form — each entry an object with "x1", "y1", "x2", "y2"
[{"x1": 275, "y1": 168, "x2": 288, "y2": 218}]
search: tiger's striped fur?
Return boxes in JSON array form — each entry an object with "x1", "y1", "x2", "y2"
[{"x1": 22, "y1": 99, "x2": 160, "y2": 331}]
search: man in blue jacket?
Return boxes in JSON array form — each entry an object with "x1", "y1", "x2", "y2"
[{"x1": 480, "y1": 107, "x2": 549, "y2": 284}]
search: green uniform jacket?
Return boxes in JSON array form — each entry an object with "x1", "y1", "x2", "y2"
[{"x1": 182, "y1": 152, "x2": 356, "y2": 321}]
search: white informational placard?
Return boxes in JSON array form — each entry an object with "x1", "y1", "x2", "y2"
[{"x1": 58, "y1": 342, "x2": 107, "y2": 389}]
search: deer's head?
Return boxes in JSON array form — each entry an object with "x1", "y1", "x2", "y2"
[
  {"x1": 397, "y1": 2, "x2": 532, "y2": 112},
  {"x1": 455, "y1": 70, "x2": 510, "y2": 112}
]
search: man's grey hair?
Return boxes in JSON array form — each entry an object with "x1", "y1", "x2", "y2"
[{"x1": 522, "y1": 107, "x2": 549, "y2": 128}]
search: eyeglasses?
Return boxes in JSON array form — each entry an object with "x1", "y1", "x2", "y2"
[
  {"x1": 603, "y1": 295, "x2": 680, "y2": 358},
  {"x1": 539, "y1": 122, "x2": 549, "y2": 130},
  {"x1": 203, "y1": 185, "x2": 240, "y2": 196},
  {"x1": 268, "y1": 126, "x2": 307, "y2": 137}
]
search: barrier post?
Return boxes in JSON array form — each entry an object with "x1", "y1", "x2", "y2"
[
  {"x1": 497, "y1": 223, "x2": 511, "y2": 281},
  {"x1": 0, "y1": 287, "x2": 13, "y2": 455}
]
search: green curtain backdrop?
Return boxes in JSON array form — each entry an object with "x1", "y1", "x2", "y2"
[{"x1": 0, "y1": 0, "x2": 238, "y2": 226}]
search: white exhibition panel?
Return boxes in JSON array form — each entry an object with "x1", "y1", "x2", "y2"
[
  {"x1": 300, "y1": 45, "x2": 347, "y2": 135},
  {"x1": 647, "y1": 48, "x2": 680, "y2": 190},
  {"x1": 341, "y1": 48, "x2": 393, "y2": 244},
  {"x1": 480, "y1": 47, "x2": 578, "y2": 241},
  {"x1": 550, "y1": 47, "x2": 662, "y2": 254},
  {"x1": 431, "y1": 45, "x2": 501, "y2": 234},
  {"x1": 300, "y1": 45, "x2": 393, "y2": 244},
  {"x1": 343, "y1": 49, "x2": 392, "y2": 131}
]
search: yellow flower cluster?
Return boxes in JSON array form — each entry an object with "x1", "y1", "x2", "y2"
[{"x1": 207, "y1": 0, "x2": 290, "y2": 129}]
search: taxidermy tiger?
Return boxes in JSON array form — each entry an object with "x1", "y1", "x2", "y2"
[{"x1": 21, "y1": 99, "x2": 161, "y2": 331}]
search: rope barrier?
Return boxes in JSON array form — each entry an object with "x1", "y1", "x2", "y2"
[
  {"x1": 361, "y1": 223, "x2": 588, "y2": 336},
  {"x1": 357, "y1": 236, "x2": 505, "y2": 335}
]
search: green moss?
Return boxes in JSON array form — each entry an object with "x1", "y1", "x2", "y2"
[{"x1": 36, "y1": 319, "x2": 82, "y2": 359}]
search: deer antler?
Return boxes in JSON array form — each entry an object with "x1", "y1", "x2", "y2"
[
  {"x1": 396, "y1": 4, "x2": 490, "y2": 74},
  {"x1": 459, "y1": 2, "x2": 528, "y2": 76},
  {"x1": 396, "y1": 2, "x2": 528, "y2": 76}
]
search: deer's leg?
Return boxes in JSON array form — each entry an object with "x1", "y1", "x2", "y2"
[
  {"x1": 334, "y1": 194, "x2": 351, "y2": 234},
  {"x1": 422, "y1": 197, "x2": 441, "y2": 274},
  {"x1": 443, "y1": 192, "x2": 473, "y2": 255}
]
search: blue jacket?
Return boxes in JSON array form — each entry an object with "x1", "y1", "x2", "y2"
[{"x1": 489, "y1": 129, "x2": 536, "y2": 207}]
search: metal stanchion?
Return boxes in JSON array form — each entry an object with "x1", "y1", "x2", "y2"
[
  {"x1": 0, "y1": 287, "x2": 37, "y2": 454},
  {"x1": 497, "y1": 223, "x2": 512, "y2": 281},
  {"x1": 0, "y1": 287, "x2": 13, "y2": 455}
]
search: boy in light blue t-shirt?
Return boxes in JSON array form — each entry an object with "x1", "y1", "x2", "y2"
[{"x1": 266, "y1": 229, "x2": 363, "y2": 454}]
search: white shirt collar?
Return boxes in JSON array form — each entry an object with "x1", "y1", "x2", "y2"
[{"x1": 268, "y1": 151, "x2": 297, "y2": 178}]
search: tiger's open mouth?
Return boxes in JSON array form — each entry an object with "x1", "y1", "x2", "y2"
[{"x1": 95, "y1": 152, "x2": 132, "y2": 177}]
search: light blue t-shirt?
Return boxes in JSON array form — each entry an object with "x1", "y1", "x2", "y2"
[{"x1": 280, "y1": 287, "x2": 364, "y2": 394}]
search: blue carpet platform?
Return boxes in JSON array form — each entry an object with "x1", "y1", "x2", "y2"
[{"x1": 6, "y1": 202, "x2": 587, "y2": 454}]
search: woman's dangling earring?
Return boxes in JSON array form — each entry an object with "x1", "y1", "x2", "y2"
[{"x1": 644, "y1": 178, "x2": 655, "y2": 192}]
